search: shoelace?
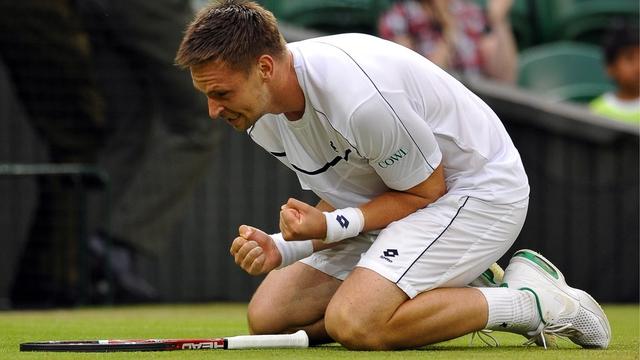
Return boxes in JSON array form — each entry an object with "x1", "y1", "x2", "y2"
[
  {"x1": 469, "y1": 330, "x2": 499, "y2": 347},
  {"x1": 523, "y1": 323, "x2": 579, "y2": 349}
]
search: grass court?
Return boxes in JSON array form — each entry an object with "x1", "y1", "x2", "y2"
[{"x1": 1, "y1": 303, "x2": 638, "y2": 359}]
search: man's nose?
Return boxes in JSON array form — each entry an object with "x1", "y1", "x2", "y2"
[{"x1": 208, "y1": 98, "x2": 224, "y2": 119}]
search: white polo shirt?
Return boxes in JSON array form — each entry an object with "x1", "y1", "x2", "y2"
[{"x1": 248, "y1": 33, "x2": 529, "y2": 209}]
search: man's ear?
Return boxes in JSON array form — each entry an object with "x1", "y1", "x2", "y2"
[{"x1": 257, "y1": 55, "x2": 274, "y2": 80}]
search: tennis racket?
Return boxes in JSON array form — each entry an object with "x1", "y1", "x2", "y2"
[{"x1": 20, "y1": 329, "x2": 308, "y2": 352}]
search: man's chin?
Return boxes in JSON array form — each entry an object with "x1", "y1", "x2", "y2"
[
  {"x1": 224, "y1": 117, "x2": 245, "y2": 131},
  {"x1": 231, "y1": 125, "x2": 248, "y2": 132},
  {"x1": 230, "y1": 117, "x2": 260, "y2": 132}
]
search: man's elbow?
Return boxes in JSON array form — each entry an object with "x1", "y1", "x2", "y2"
[{"x1": 425, "y1": 182, "x2": 447, "y2": 205}]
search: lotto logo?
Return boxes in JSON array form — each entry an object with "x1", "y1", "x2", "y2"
[
  {"x1": 336, "y1": 215, "x2": 350, "y2": 229},
  {"x1": 380, "y1": 249, "x2": 399, "y2": 263},
  {"x1": 383, "y1": 249, "x2": 399, "y2": 257}
]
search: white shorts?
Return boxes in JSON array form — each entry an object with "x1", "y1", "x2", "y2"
[{"x1": 300, "y1": 194, "x2": 528, "y2": 298}]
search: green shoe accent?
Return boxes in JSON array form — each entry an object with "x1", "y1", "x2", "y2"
[
  {"x1": 513, "y1": 250, "x2": 559, "y2": 280},
  {"x1": 520, "y1": 287, "x2": 547, "y2": 325},
  {"x1": 481, "y1": 269, "x2": 497, "y2": 285},
  {"x1": 499, "y1": 282, "x2": 509, "y2": 288}
]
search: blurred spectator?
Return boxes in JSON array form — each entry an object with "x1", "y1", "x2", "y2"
[
  {"x1": 378, "y1": 0, "x2": 517, "y2": 83},
  {"x1": 0, "y1": 0, "x2": 107, "y2": 307},
  {"x1": 0, "y1": 0, "x2": 219, "y2": 307},
  {"x1": 589, "y1": 20, "x2": 640, "y2": 124},
  {"x1": 79, "y1": 0, "x2": 220, "y2": 303}
]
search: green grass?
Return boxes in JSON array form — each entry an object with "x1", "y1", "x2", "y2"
[{"x1": 0, "y1": 303, "x2": 638, "y2": 359}]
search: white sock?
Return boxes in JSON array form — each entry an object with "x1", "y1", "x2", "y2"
[{"x1": 477, "y1": 287, "x2": 541, "y2": 334}]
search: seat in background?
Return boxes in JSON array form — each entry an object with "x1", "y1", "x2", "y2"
[
  {"x1": 517, "y1": 41, "x2": 614, "y2": 103},
  {"x1": 535, "y1": 0, "x2": 639, "y2": 45},
  {"x1": 259, "y1": 0, "x2": 392, "y2": 35}
]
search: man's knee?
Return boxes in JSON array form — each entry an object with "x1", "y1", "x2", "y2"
[
  {"x1": 325, "y1": 300, "x2": 390, "y2": 350},
  {"x1": 247, "y1": 296, "x2": 281, "y2": 335}
]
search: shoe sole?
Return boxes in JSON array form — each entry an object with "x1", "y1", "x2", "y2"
[
  {"x1": 468, "y1": 263, "x2": 505, "y2": 288},
  {"x1": 509, "y1": 249, "x2": 611, "y2": 348},
  {"x1": 486, "y1": 262, "x2": 505, "y2": 284}
]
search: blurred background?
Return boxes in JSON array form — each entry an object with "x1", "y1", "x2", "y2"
[{"x1": 0, "y1": 0, "x2": 637, "y2": 310}]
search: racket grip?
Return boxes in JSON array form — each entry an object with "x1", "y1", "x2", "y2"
[{"x1": 226, "y1": 330, "x2": 309, "y2": 349}]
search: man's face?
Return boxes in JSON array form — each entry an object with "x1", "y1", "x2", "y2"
[
  {"x1": 608, "y1": 46, "x2": 640, "y2": 96},
  {"x1": 191, "y1": 60, "x2": 270, "y2": 132}
]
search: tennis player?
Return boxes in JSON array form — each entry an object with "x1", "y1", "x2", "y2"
[{"x1": 176, "y1": 0, "x2": 610, "y2": 350}]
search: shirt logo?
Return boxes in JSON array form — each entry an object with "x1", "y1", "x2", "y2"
[{"x1": 377, "y1": 148, "x2": 408, "y2": 168}]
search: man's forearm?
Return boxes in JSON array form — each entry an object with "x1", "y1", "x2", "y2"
[
  {"x1": 360, "y1": 164, "x2": 446, "y2": 232},
  {"x1": 360, "y1": 190, "x2": 434, "y2": 232},
  {"x1": 315, "y1": 193, "x2": 431, "y2": 242},
  {"x1": 282, "y1": 166, "x2": 445, "y2": 243}
]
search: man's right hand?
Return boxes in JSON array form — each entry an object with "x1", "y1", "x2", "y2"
[{"x1": 230, "y1": 225, "x2": 282, "y2": 275}]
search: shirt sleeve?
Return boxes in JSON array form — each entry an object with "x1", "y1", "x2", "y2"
[{"x1": 350, "y1": 94, "x2": 442, "y2": 191}]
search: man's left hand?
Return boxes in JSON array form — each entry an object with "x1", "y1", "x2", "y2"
[{"x1": 279, "y1": 198, "x2": 326, "y2": 240}]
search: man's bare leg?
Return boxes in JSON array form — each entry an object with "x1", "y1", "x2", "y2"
[
  {"x1": 247, "y1": 262, "x2": 340, "y2": 344},
  {"x1": 325, "y1": 267, "x2": 488, "y2": 350}
]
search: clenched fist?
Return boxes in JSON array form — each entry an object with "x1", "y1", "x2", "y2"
[
  {"x1": 230, "y1": 225, "x2": 281, "y2": 275},
  {"x1": 279, "y1": 198, "x2": 326, "y2": 240}
]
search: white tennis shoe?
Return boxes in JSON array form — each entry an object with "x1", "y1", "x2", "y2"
[{"x1": 502, "y1": 249, "x2": 611, "y2": 349}]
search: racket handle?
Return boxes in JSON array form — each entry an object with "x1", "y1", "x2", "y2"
[{"x1": 226, "y1": 330, "x2": 308, "y2": 349}]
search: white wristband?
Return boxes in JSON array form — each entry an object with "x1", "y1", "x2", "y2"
[
  {"x1": 323, "y1": 207, "x2": 365, "y2": 244},
  {"x1": 271, "y1": 232, "x2": 314, "y2": 269}
]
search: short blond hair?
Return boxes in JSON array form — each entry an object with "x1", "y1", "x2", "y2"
[{"x1": 175, "y1": 0, "x2": 287, "y2": 71}]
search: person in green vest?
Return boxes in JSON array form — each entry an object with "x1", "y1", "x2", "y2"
[{"x1": 589, "y1": 19, "x2": 639, "y2": 124}]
